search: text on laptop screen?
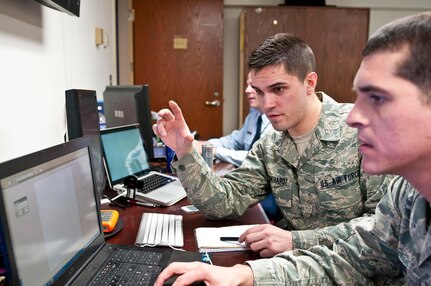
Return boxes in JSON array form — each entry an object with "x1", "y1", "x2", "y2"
[
  {"x1": 0, "y1": 147, "x2": 100, "y2": 285},
  {"x1": 101, "y1": 127, "x2": 150, "y2": 182}
]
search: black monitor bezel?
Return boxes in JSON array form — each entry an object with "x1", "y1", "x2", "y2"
[
  {"x1": 0, "y1": 136, "x2": 105, "y2": 285},
  {"x1": 103, "y1": 85, "x2": 155, "y2": 160}
]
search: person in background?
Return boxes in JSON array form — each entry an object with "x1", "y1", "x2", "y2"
[
  {"x1": 195, "y1": 72, "x2": 273, "y2": 168},
  {"x1": 154, "y1": 12, "x2": 431, "y2": 285},
  {"x1": 153, "y1": 33, "x2": 389, "y2": 258}
]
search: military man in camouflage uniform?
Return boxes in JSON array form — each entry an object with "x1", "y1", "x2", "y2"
[
  {"x1": 154, "y1": 12, "x2": 431, "y2": 285},
  {"x1": 153, "y1": 33, "x2": 388, "y2": 258}
]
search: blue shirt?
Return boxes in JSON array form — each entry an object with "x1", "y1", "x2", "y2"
[{"x1": 209, "y1": 108, "x2": 273, "y2": 166}]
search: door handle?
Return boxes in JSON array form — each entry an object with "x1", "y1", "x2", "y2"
[{"x1": 205, "y1": 100, "x2": 221, "y2": 107}]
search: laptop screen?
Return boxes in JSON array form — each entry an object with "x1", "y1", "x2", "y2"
[
  {"x1": 0, "y1": 140, "x2": 100, "y2": 285},
  {"x1": 100, "y1": 125, "x2": 151, "y2": 185}
]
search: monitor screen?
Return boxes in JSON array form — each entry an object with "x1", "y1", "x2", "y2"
[
  {"x1": 0, "y1": 137, "x2": 101, "y2": 285},
  {"x1": 101, "y1": 125, "x2": 150, "y2": 184},
  {"x1": 103, "y1": 85, "x2": 154, "y2": 160}
]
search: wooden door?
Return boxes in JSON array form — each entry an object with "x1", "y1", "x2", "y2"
[
  {"x1": 240, "y1": 6, "x2": 369, "y2": 121},
  {"x1": 133, "y1": 0, "x2": 223, "y2": 139}
]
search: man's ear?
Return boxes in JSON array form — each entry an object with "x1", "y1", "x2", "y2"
[{"x1": 305, "y1": 72, "x2": 318, "y2": 95}]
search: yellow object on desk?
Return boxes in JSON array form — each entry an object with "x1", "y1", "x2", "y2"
[{"x1": 100, "y1": 209, "x2": 119, "y2": 233}]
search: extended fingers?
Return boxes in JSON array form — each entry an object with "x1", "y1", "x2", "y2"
[
  {"x1": 154, "y1": 107, "x2": 175, "y2": 137},
  {"x1": 157, "y1": 107, "x2": 175, "y2": 122},
  {"x1": 154, "y1": 262, "x2": 191, "y2": 286},
  {"x1": 167, "y1": 101, "x2": 194, "y2": 143},
  {"x1": 153, "y1": 117, "x2": 168, "y2": 137},
  {"x1": 168, "y1": 100, "x2": 185, "y2": 121},
  {"x1": 239, "y1": 224, "x2": 265, "y2": 243}
]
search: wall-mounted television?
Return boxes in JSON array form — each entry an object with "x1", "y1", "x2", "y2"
[{"x1": 35, "y1": 0, "x2": 80, "y2": 17}]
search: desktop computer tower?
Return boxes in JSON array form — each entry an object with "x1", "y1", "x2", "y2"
[{"x1": 65, "y1": 89, "x2": 106, "y2": 202}]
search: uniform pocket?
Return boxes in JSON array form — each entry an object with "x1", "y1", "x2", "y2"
[{"x1": 315, "y1": 168, "x2": 363, "y2": 224}]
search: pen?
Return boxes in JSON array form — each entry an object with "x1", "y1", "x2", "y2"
[
  {"x1": 220, "y1": 236, "x2": 240, "y2": 242},
  {"x1": 127, "y1": 199, "x2": 158, "y2": 208}
]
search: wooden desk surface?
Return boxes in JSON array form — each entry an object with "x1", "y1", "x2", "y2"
[{"x1": 103, "y1": 161, "x2": 268, "y2": 266}]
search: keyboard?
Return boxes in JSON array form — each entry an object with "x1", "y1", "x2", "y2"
[
  {"x1": 139, "y1": 174, "x2": 175, "y2": 194},
  {"x1": 135, "y1": 213, "x2": 184, "y2": 248},
  {"x1": 91, "y1": 248, "x2": 163, "y2": 286}
]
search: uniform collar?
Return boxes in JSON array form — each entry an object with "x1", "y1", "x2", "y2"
[
  {"x1": 314, "y1": 92, "x2": 343, "y2": 142},
  {"x1": 278, "y1": 92, "x2": 343, "y2": 167}
]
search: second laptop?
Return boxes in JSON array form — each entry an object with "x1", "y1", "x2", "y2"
[{"x1": 100, "y1": 124, "x2": 186, "y2": 206}]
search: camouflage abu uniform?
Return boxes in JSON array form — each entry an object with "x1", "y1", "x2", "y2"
[
  {"x1": 245, "y1": 176, "x2": 431, "y2": 285},
  {"x1": 172, "y1": 93, "x2": 389, "y2": 249}
]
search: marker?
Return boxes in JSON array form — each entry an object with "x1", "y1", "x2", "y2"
[
  {"x1": 220, "y1": 236, "x2": 240, "y2": 242},
  {"x1": 127, "y1": 199, "x2": 158, "y2": 208}
]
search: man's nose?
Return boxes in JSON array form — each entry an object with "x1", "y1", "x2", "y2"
[
  {"x1": 261, "y1": 94, "x2": 276, "y2": 110},
  {"x1": 346, "y1": 103, "x2": 366, "y2": 128}
]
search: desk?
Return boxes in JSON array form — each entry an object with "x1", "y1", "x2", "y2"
[{"x1": 103, "y1": 161, "x2": 269, "y2": 266}]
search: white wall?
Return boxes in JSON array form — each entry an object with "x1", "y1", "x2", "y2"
[
  {"x1": 0, "y1": 0, "x2": 116, "y2": 163},
  {"x1": 222, "y1": 0, "x2": 431, "y2": 135}
]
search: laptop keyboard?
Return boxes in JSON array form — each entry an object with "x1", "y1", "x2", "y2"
[
  {"x1": 139, "y1": 174, "x2": 175, "y2": 194},
  {"x1": 90, "y1": 248, "x2": 163, "y2": 286},
  {"x1": 135, "y1": 213, "x2": 184, "y2": 247}
]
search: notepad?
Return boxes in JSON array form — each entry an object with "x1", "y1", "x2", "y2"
[{"x1": 195, "y1": 224, "x2": 258, "y2": 253}]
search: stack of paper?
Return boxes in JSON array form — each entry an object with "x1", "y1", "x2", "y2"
[{"x1": 195, "y1": 224, "x2": 258, "y2": 253}]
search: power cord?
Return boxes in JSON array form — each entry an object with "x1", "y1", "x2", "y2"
[
  {"x1": 137, "y1": 243, "x2": 185, "y2": 252},
  {"x1": 201, "y1": 251, "x2": 213, "y2": 265},
  {"x1": 102, "y1": 194, "x2": 127, "y2": 209}
]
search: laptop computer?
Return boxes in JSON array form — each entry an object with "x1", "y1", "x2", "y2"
[
  {"x1": 0, "y1": 136, "x2": 202, "y2": 286},
  {"x1": 100, "y1": 124, "x2": 187, "y2": 206}
]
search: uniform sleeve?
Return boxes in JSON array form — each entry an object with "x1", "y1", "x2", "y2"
[
  {"x1": 247, "y1": 247, "x2": 373, "y2": 285},
  {"x1": 291, "y1": 174, "x2": 393, "y2": 250},
  {"x1": 171, "y1": 148, "x2": 270, "y2": 219},
  {"x1": 247, "y1": 177, "x2": 404, "y2": 285}
]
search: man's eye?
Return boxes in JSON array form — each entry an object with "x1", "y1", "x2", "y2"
[
  {"x1": 369, "y1": 94, "x2": 385, "y2": 104},
  {"x1": 272, "y1": 87, "x2": 285, "y2": 94},
  {"x1": 256, "y1": 90, "x2": 264, "y2": 96}
]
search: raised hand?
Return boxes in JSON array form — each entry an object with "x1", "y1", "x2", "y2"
[{"x1": 152, "y1": 100, "x2": 195, "y2": 159}]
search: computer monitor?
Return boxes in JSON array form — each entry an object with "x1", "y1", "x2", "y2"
[
  {"x1": 103, "y1": 85, "x2": 154, "y2": 160},
  {"x1": 65, "y1": 89, "x2": 106, "y2": 203}
]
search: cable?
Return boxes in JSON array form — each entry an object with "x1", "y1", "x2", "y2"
[
  {"x1": 201, "y1": 251, "x2": 213, "y2": 265},
  {"x1": 137, "y1": 243, "x2": 185, "y2": 252},
  {"x1": 102, "y1": 194, "x2": 126, "y2": 209}
]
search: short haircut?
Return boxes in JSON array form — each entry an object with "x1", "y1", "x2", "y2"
[
  {"x1": 363, "y1": 12, "x2": 431, "y2": 102},
  {"x1": 247, "y1": 33, "x2": 316, "y2": 81}
]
